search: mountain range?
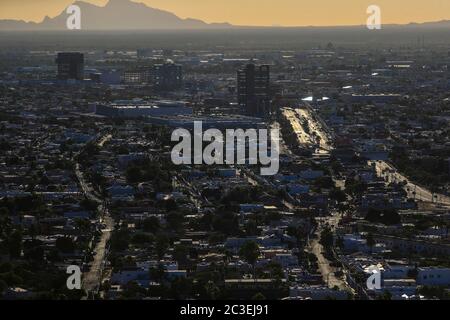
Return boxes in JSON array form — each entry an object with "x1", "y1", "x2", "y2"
[
  {"x1": 1, "y1": 0, "x2": 450, "y2": 31},
  {"x1": 0, "y1": 0, "x2": 232, "y2": 31}
]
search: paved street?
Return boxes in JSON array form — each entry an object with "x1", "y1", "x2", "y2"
[
  {"x1": 372, "y1": 160, "x2": 450, "y2": 207},
  {"x1": 74, "y1": 134, "x2": 114, "y2": 298},
  {"x1": 82, "y1": 212, "x2": 114, "y2": 297},
  {"x1": 309, "y1": 213, "x2": 351, "y2": 291}
]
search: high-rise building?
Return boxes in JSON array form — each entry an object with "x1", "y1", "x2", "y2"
[
  {"x1": 237, "y1": 64, "x2": 270, "y2": 116},
  {"x1": 148, "y1": 62, "x2": 183, "y2": 91},
  {"x1": 56, "y1": 52, "x2": 85, "y2": 81}
]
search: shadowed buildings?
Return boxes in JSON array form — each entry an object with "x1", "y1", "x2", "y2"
[
  {"x1": 56, "y1": 52, "x2": 85, "y2": 81},
  {"x1": 149, "y1": 62, "x2": 183, "y2": 91},
  {"x1": 122, "y1": 62, "x2": 183, "y2": 90},
  {"x1": 237, "y1": 64, "x2": 270, "y2": 116}
]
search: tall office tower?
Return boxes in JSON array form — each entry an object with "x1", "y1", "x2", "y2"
[
  {"x1": 56, "y1": 52, "x2": 85, "y2": 81},
  {"x1": 149, "y1": 62, "x2": 183, "y2": 91},
  {"x1": 237, "y1": 64, "x2": 270, "y2": 116}
]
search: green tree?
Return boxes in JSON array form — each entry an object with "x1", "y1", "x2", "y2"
[
  {"x1": 166, "y1": 212, "x2": 183, "y2": 231},
  {"x1": 0, "y1": 207, "x2": 9, "y2": 217},
  {"x1": 239, "y1": 241, "x2": 260, "y2": 279},
  {"x1": 204, "y1": 281, "x2": 221, "y2": 300},
  {"x1": 155, "y1": 235, "x2": 170, "y2": 260},
  {"x1": 142, "y1": 217, "x2": 160, "y2": 233},
  {"x1": 335, "y1": 236, "x2": 344, "y2": 250},
  {"x1": 266, "y1": 262, "x2": 284, "y2": 280},
  {"x1": 55, "y1": 237, "x2": 76, "y2": 253},
  {"x1": 244, "y1": 220, "x2": 259, "y2": 236},
  {"x1": 149, "y1": 264, "x2": 166, "y2": 282},
  {"x1": 131, "y1": 233, "x2": 154, "y2": 245},
  {"x1": 126, "y1": 166, "x2": 142, "y2": 183},
  {"x1": 329, "y1": 188, "x2": 347, "y2": 203},
  {"x1": 252, "y1": 292, "x2": 266, "y2": 300},
  {"x1": 320, "y1": 227, "x2": 334, "y2": 249},
  {"x1": 0, "y1": 279, "x2": 7, "y2": 295},
  {"x1": 366, "y1": 208, "x2": 401, "y2": 225},
  {"x1": 173, "y1": 245, "x2": 189, "y2": 265},
  {"x1": 366, "y1": 233, "x2": 375, "y2": 254},
  {"x1": 377, "y1": 290, "x2": 392, "y2": 300},
  {"x1": 110, "y1": 228, "x2": 131, "y2": 251},
  {"x1": 7, "y1": 230, "x2": 23, "y2": 258}
]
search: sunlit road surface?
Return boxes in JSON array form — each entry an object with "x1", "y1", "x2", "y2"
[
  {"x1": 310, "y1": 214, "x2": 352, "y2": 292},
  {"x1": 74, "y1": 133, "x2": 114, "y2": 298},
  {"x1": 371, "y1": 160, "x2": 450, "y2": 207},
  {"x1": 83, "y1": 213, "x2": 114, "y2": 296},
  {"x1": 281, "y1": 107, "x2": 332, "y2": 154},
  {"x1": 310, "y1": 237, "x2": 346, "y2": 290},
  {"x1": 75, "y1": 164, "x2": 102, "y2": 203},
  {"x1": 98, "y1": 134, "x2": 112, "y2": 147},
  {"x1": 295, "y1": 108, "x2": 332, "y2": 152},
  {"x1": 75, "y1": 134, "x2": 112, "y2": 203},
  {"x1": 282, "y1": 108, "x2": 315, "y2": 147}
]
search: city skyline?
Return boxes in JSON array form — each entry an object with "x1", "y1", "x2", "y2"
[{"x1": 1, "y1": 0, "x2": 450, "y2": 27}]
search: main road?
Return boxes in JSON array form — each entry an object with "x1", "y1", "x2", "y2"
[
  {"x1": 371, "y1": 160, "x2": 450, "y2": 207},
  {"x1": 74, "y1": 133, "x2": 114, "y2": 299},
  {"x1": 281, "y1": 106, "x2": 333, "y2": 155},
  {"x1": 309, "y1": 212, "x2": 352, "y2": 291},
  {"x1": 82, "y1": 209, "x2": 114, "y2": 299}
]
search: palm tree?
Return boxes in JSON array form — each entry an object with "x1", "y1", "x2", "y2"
[
  {"x1": 366, "y1": 233, "x2": 375, "y2": 254},
  {"x1": 223, "y1": 250, "x2": 233, "y2": 264},
  {"x1": 205, "y1": 281, "x2": 220, "y2": 300},
  {"x1": 239, "y1": 241, "x2": 260, "y2": 281}
]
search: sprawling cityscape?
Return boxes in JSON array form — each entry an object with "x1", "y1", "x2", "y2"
[{"x1": 0, "y1": 0, "x2": 450, "y2": 305}]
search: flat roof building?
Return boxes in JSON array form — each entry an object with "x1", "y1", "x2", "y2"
[
  {"x1": 146, "y1": 114, "x2": 264, "y2": 129},
  {"x1": 95, "y1": 100, "x2": 192, "y2": 118}
]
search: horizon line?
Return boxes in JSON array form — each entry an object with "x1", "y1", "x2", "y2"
[{"x1": 1, "y1": 19, "x2": 449, "y2": 31}]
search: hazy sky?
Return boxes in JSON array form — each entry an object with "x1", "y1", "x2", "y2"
[{"x1": 0, "y1": 0, "x2": 449, "y2": 26}]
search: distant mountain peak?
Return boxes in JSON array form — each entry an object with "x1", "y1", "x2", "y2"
[
  {"x1": 108, "y1": 0, "x2": 132, "y2": 3},
  {"x1": 106, "y1": 0, "x2": 137, "y2": 7},
  {"x1": 0, "y1": 0, "x2": 232, "y2": 31}
]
